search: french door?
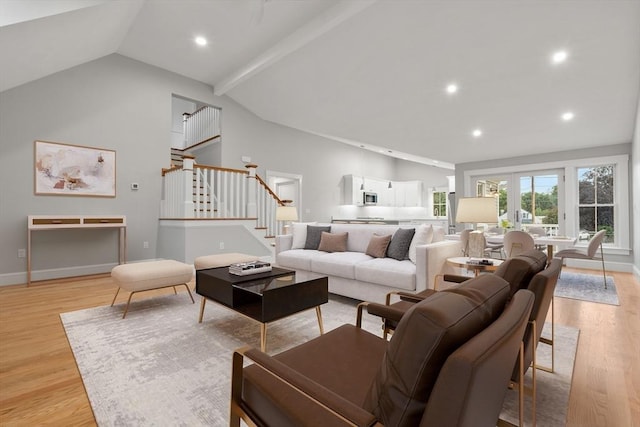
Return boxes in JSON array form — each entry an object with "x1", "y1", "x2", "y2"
[{"x1": 471, "y1": 169, "x2": 564, "y2": 235}]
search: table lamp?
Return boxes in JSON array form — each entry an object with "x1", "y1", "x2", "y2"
[
  {"x1": 276, "y1": 206, "x2": 298, "y2": 235},
  {"x1": 456, "y1": 197, "x2": 498, "y2": 257}
]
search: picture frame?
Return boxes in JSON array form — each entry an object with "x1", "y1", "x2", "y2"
[{"x1": 34, "y1": 140, "x2": 116, "y2": 197}]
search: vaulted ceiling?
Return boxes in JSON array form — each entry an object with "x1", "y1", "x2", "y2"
[{"x1": 2, "y1": 0, "x2": 639, "y2": 167}]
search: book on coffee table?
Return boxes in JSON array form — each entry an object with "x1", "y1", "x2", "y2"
[{"x1": 229, "y1": 261, "x2": 272, "y2": 276}]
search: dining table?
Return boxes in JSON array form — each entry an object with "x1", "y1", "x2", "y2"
[{"x1": 484, "y1": 233, "x2": 577, "y2": 260}]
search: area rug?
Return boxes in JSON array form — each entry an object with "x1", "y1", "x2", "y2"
[
  {"x1": 61, "y1": 294, "x2": 578, "y2": 426},
  {"x1": 555, "y1": 271, "x2": 619, "y2": 305}
]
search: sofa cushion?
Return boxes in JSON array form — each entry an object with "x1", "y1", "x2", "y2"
[
  {"x1": 329, "y1": 224, "x2": 402, "y2": 253},
  {"x1": 355, "y1": 258, "x2": 416, "y2": 291},
  {"x1": 366, "y1": 234, "x2": 393, "y2": 258},
  {"x1": 387, "y1": 228, "x2": 415, "y2": 261},
  {"x1": 408, "y1": 224, "x2": 433, "y2": 263},
  {"x1": 304, "y1": 225, "x2": 331, "y2": 250},
  {"x1": 277, "y1": 249, "x2": 327, "y2": 271},
  {"x1": 291, "y1": 222, "x2": 317, "y2": 249},
  {"x1": 318, "y1": 231, "x2": 348, "y2": 253},
  {"x1": 363, "y1": 274, "x2": 511, "y2": 427},
  {"x1": 311, "y1": 252, "x2": 371, "y2": 280},
  {"x1": 431, "y1": 226, "x2": 445, "y2": 242}
]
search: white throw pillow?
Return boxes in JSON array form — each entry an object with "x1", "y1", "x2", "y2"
[
  {"x1": 408, "y1": 224, "x2": 434, "y2": 263},
  {"x1": 291, "y1": 222, "x2": 317, "y2": 249}
]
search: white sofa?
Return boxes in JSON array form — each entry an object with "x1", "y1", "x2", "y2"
[{"x1": 275, "y1": 223, "x2": 461, "y2": 303}]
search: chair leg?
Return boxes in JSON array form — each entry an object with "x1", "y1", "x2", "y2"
[
  {"x1": 122, "y1": 291, "x2": 135, "y2": 319},
  {"x1": 110, "y1": 287, "x2": 121, "y2": 306},
  {"x1": 182, "y1": 283, "x2": 195, "y2": 303},
  {"x1": 600, "y1": 242, "x2": 607, "y2": 289},
  {"x1": 537, "y1": 296, "x2": 555, "y2": 373}
]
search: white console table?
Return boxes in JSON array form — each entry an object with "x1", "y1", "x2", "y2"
[{"x1": 27, "y1": 215, "x2": 127, "y2": 285}]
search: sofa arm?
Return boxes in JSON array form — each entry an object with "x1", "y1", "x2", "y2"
[
  {"x1": 231, "y1": 346, "x2": 379, "y2": 427},
  {"x1": 415, "y1": 240, "x2": 463, "y2": 292},
  {"x1": 275, "y1": 234, "x2": 293, "y2": 255}
]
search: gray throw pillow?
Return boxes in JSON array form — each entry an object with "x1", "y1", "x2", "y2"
[
  {"x1": 304, "y1": 225, "x2": 331, "y2": 249},
  {"x1": 386, "y1": 228, "x2": 415, "y2": 260}
]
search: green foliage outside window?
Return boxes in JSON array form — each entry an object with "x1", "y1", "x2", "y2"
[{"x1": 433, "y1": 191, "x2": 447, "y2": 217}]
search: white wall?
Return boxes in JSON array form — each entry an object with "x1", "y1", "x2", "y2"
[
  {"x1": 0, "y1": 53, "x2": 449, "y2": 284},
  {"x1": 632, "y1": 92, "x2": 640, "y2": 278}
]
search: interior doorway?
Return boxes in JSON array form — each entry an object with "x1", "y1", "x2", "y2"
[{"x1": 266, "y1": 170, "x2": 303, "y2": 220}]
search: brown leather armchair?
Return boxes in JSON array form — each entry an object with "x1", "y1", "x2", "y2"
[
  {"x1": 509, "y1": 257, "x2": 563, "y2": 426},
  {"x1": 360, "y1": 250, "x2": 547, "y2": 338},
  {"x1": 230, "y1": 274, "x2": 534, "y2": 427}
]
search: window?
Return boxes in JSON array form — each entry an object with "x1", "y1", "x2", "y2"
[
  {"x1": 577, "y1": 165, "x2": 614, "y2": 243},
  {"x1": 433, "y1": 191, "x2": 447, "y2": 217}
]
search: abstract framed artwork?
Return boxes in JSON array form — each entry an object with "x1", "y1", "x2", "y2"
[{"x1": 34, "y1": 140, "x2": 116, "y2": 197}]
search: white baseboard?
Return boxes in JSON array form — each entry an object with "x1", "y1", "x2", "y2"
[
  {"x1": 564, "y1": 258, "x2": 633, "y2": 273},
  {"x1": 0, "y1": 260, "x2": 160, "y2": 287}
]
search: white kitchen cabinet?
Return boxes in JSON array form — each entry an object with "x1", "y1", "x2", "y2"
[
  {"x1": 343, "y1": 175, "x2": 364, "y2": 205},
  {"x1": 343, "y1": 175, "x2": 422, "y2": 207},
  {"x1": 394, "y1": 181, "x2": 423, "y2": 207}
]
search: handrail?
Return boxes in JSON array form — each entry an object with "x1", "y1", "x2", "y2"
[
  {"x1": 172, "y1": 134, "x2": 221, "y2": 152},
  {"x1": 196, "y1": 164, "x2": 249, "y2": 175},
  {"x1": 182, "y1": 105, "x2": 209, "y2": 116},
  {"x1": 255, "y1": 174, "x2": 286, "y2": 206}
]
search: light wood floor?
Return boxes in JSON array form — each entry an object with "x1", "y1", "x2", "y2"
[{"x1": 0, "y1": 268, "x2": 638, "y2": 426}]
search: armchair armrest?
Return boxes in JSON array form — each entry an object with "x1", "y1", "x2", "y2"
[
  {"x1": 366, "y1": 303, "x2": 409, "y2": 324},
  {"x1": 385, "y1": 290, "x2": 425, "y2": 304},
  {"x1": 231, "y1": 346, "x2": 379, "y2": 427}
]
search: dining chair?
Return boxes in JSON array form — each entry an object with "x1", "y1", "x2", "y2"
[
  {"x1": 554, "y1": 229, "x2": 608, "y2": 289},
  {"x1": 527, "y1": 226, "x2": 548, "y2": 251},
  {"x1": 485, "y1": 227, "x2": 505, "y2": 258},
  {"x1": 460, "y1": 229, "x2": 472, "y2": 256},
  {"x1": 504, "y1": 231, "x2": 535, "y2": 258}
]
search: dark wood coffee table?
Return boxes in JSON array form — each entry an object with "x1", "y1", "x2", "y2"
[{"x1": 196, "y1": 266, "x2": 328, "y2": 351}]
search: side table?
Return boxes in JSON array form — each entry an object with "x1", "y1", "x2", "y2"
[{"x1": 446, "y1": 257, "x2": 503, "y2": 277}]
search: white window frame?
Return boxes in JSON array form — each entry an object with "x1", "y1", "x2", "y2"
[
  {"x1": 464, "y1": 154, "x2": 630, "y2": 255},
  {"x1": 431, "y1": 188, "x2": 448, "y2": 218}
]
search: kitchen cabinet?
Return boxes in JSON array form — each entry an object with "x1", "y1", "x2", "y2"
[
  {"x1": 394, "y1": 181, "x2": 423, "y2": 207},
  {"x1": 343, "y1": 175, "x2": 423, "y2": 207},
  {"x1": 343, "y1": 175, "x2": 364, "y2": 205}
]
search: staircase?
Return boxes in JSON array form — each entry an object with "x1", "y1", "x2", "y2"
[{"x1": 161, "y1": 157, "x2": 289, "y2": 250}]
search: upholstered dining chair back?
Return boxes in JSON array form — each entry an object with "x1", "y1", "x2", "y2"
[
  {"x1": 527, "y1": 226, "x2": 546, "y2": 236},
  {"x1": 504, "y1": 230, "x2": 535, "y2": 258},
  {"x1": 467, "y1": 231, "x2": 487, "y2": 258},
  {"x1": 460, "y1": 229, "x2": 472, "y2": 256},
  {"x1": 586, "y1": 229, "x2": 607, "y2": 257}
]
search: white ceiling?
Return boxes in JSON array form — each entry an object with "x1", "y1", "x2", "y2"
[{"x1": 2, "y1": 0, "x2": 639, "y2": 167}]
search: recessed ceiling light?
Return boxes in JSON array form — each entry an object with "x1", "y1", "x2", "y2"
[
  {"x1": 195, "y1": 36, "x2": 207, "y2": 46},
  {"x1": 561, "y1": 111, "x2": 575, "y2": 121},
  {"x1": 551, "y1": 50, "x2": 568, "y2": 64},
  {"x1": 472, "y1": 129, "x2": 483, "y2": 138},
  {"x1": 446, "y1": 83, "x2": 458, "y2": 94}
]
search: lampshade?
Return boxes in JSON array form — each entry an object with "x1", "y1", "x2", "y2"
[
  {"x1": 456, "y1": 197, "x2": 498, "y2": 224},
  {"x1": 276, "y1": 206, "x2": 298, "y2": 221}
]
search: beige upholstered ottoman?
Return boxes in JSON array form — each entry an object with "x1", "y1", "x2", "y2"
[
  {"x1": 194, "y1": 252, "x2": 259, "y2": 270},
  {"x1": 111, "y1": 260, "x2": 194, "y2": 318}
]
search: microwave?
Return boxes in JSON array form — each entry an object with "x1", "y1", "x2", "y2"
[{"x1": 363, "y1": 192, "x2": 378, "y2": 205}]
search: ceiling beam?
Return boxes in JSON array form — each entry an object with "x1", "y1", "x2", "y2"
[{"x1": 214, "y1": 0, "x2": 376, "y2": 96}]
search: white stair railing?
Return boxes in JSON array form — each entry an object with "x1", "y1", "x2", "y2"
[
  {"x1": 183, "y1": 106, "x2": 221, "y2": 148},
  {"x1": 161, "y1": 160, "x2": 283, "y2": 237}
]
